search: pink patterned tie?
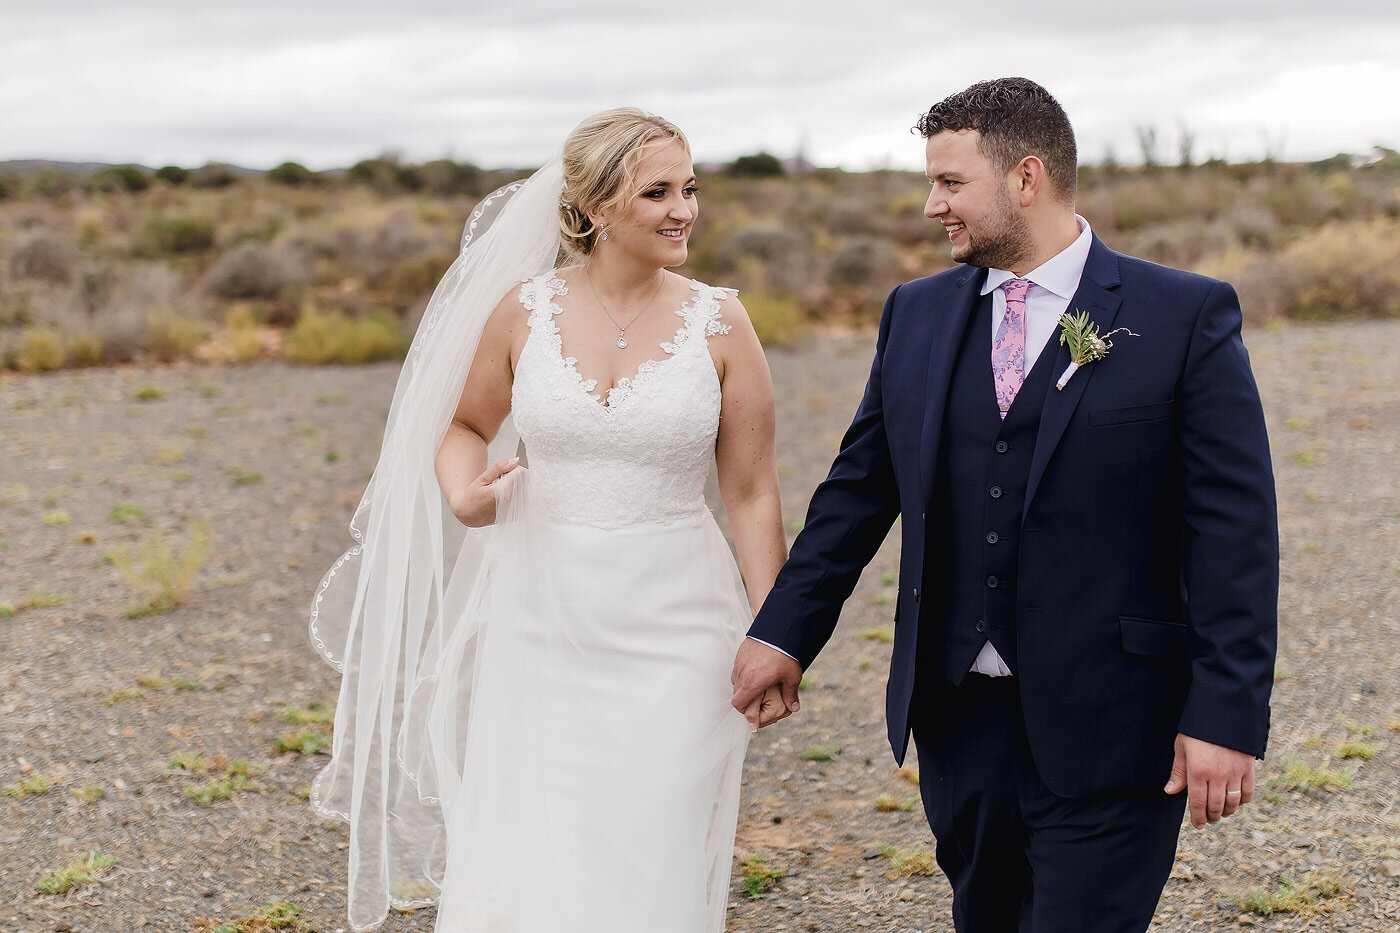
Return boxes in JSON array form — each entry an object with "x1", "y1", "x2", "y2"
[{"x1": 992, "y1": 278, "x2": 1031, "y2": 419}]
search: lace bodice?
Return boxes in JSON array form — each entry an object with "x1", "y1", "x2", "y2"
[{"x1": 510, "y1": 274, "x2": 735, "y2": 528}]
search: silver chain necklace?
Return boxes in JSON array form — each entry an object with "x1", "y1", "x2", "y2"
[{"x1": 585, "y1": 267, "x2": 666, "y2": 349}]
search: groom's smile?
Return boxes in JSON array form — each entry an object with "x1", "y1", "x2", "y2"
[{"x1": 923, "y1": 129, "x2": 1032, "y2": 271}]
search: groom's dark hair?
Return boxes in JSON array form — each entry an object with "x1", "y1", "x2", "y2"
[{"x1": 914, "y1": 77, "x2": 1077, "y2": 201}]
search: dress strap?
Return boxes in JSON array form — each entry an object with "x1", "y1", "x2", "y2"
[
  {"x1": 662, "y1": 281, "x2": 735, "y2": 355},
  {"x1": 517, "y1": 274, "x2": 568, "y2": 328}
]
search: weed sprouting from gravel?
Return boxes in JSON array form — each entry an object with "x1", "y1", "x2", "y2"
[
  {"x1": 2, "y1": 774, "x2": 56, "y2": 797},
  {"x1": 132, "y1": 385, "x2": 166, "y2": 401},
  {"x1": 799, "y1": 743, "x2": 842, "y2": 762},
  {"x1": 1335, "y1": 741, "x2": 1381, "y2": 760},
  {"x1": 106, "y1": 503, "x2": 146, "y2": 523},
  {"x1": 41, "y1": 510, "x2": 71, "y2": 525},
  {"x1": 274, "y1": 729, "x2": 330, "y2": 756},
  {"x1": 1231, "y1": 873, "x2": 1347, "y2": 917},
  {"x1": 1266, "y1": 758, "x2": 1356, "y2": 794},
  {"x1": 858, "y1": 625, "x2": 894, "y2": 643},
  {"x1": 195, "y1": 899, "x2": 314, "y2": 932},
  {"x1": 34, "y1": 850, "x2": 119, "y2": 895},
  {"x1": 879, "y1": 845, "x2": 937, "y2": 877},
  {"x1": 275, "y1": 703, "x2": 334, "y2": 725},
  {"x1": 739, "y1": 856, "x2": 783, "y2": 899},
  {"x1": 108, "y1": 515, "x2": 212, "y2": 613},
  {"x1": 71, "y1": 783, "x2": 106, "y2": 803},
  {"x1": 874, "y1": 794, "x2": 919, "y2": 812},
  {"x1": 227, "y1": 466, "x2": 264, "y2": 486}
]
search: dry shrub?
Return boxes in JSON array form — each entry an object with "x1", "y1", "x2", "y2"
[
  {"x1": 67, "y1": 333, "x2": 104, "y2": 367},
  {"x1": 742, "y1": 290, "x2": 805, "y2": 347},
  {"x1": 283, "y1": 306, "x2": 406, "y2": 364},
  {"x1": 146, "y1": 312, "x2": 208, "y2": 362},
  {"x1": 714, "y1": 224, "x2": 817, "y2": 295},
  {"x1": 8, "y1": 234, "x2": 76, "y2": 284},
  {"x1": 377, "y1": 250, "x2": 456, "y2": 312},
  {"x1": 110, "y1": 516, "x2": 213, "y2": 612},
  {"x1": 1198, "y1": 219, "x2": 1400, "y2": 321},
  {"x1": 203, "y1": 242, "x2": 305, "y2": 300},
  {"x1": 827, "y1": 235, "x2": 900, "y2": 292},
  {"x1": 139, "y1": 213, "x2": 216, "y2": 255},
  {"x1": 13, "y1": 327, "x2": 66, "y2": 372}
]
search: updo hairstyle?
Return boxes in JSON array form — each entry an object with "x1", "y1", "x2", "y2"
[{"x1": 559, "y1": 108, "x2": 689, "y2": 259}]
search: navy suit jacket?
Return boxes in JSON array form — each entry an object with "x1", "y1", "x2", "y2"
[{"x1": 748, "y1": 236, "x2": 1279, "y2": 797}]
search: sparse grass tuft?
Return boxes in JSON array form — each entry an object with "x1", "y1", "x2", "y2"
[
  {"x1": 72, "y1": 784, "x2": 106, "y2": 803},
  {"x1": 739, "y1": 855, "x2": 783, "y2": 899},
  {"x1": 132, "y1": 385, "x2": 166, "y2": 402},
  {"x1": 16, "y1": 591, "x2": 66, "y2": 610},
  {"x1": 107, "y1": 503, "x2": 146, "y2": 523},
  {"x1": 184, "y1": 775, "x2": 256, "y2": 806},
  {"x1": 874, "y1": 793, "x2": 919, "y2": 812},
  {"x1": 34, "y1": 850, "x2": 119, "y2": 895},
  {"x1": 227, "y1": 466, "x2": 264, "y2": 486},
  {"x1": 1334, "y1": 741, "x2": 1380, "y2": 760},
  {"x1": 195, "y1": 899, "x2": 315, "y2": 932},
  {"x1": 103, "y1": 687, "x2": 145, "y2": 705},
  {"x1": 275, "y1": 703, "x2": 335, "y2": 725},
  {"x1": 2, "y1": 774, "x2": 56, "y2": 797},
  {"x1": 42, "y1": 510, "x2": 71, "y2": 525},
  {"x1": 799, "y1": 743, "x2": 842, "y2": 762},
  {"x1": 1231, "y1": 873, "x2": 1346, "y2": 917},
  {"x1": 858, "y1": 625, "x2": 894, "y2": 643},
  {"x1": 274, "y1": 729, "x2": 331, "y2": 756},
  {"x1": 1340, "y1": 718, "x2": 1376, "y2": 735},
  {"x1": 108, "y1": 516, "x2": 213, "y2": 613},
  {"x1": 897, "y1": 765, "x2": 920, "y2": 786},
  {"x1": 1265, "y1": 757, "x2": 1355, "y2": 794},
  {"x1": 879, "y1": 845, "x2": 937, "y2": 877}
]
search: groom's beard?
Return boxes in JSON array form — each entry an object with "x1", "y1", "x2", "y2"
[{"x1": 956, "y1": 187, "x2": 1034, "y2": 271}]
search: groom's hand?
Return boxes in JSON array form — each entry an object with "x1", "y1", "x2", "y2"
[
  {"x1": 1164, "y1": 733, "x2": 1257, "y2": 829},
  {"x1": 731, "y1": 638, "x2": 803, "y2": 731}
]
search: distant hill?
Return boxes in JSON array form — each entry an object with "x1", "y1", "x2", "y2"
[{"x1": 0, "y1": 159, "x2": 262, "y2": 176}]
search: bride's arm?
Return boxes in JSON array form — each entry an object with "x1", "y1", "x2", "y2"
[
  {"x1": 434, "y1": 295, "x2": 523, "y2": 527},
  {"x1": 713, "y1": 297, "x2": 787, "y2": 615}
]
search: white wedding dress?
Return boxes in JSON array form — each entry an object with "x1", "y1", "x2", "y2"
[{"x1": 429, "y1": 273, "x2": 754, "y2": 932}]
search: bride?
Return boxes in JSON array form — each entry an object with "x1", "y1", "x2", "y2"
[{"x1": 307, "y1": 108, "x2": 789, "y2": 932}]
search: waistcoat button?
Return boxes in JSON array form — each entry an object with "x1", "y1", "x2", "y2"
[
  {"x1": 995, "y1": 440, "x2": 1009, "y2": 453},
  {"x1": 986, "y1": 531, "x2": 999, "y2": 544},
  {"x1": 986, "y1": 575, "x2": 999, "y2": 588},
  {"x1": 989, "y1": 486, "x2": 1003, "y2": 499}
]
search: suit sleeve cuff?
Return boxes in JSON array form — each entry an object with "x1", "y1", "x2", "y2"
[{"x1": 746, "y1": 636, "x2": 800, "y2": 663}]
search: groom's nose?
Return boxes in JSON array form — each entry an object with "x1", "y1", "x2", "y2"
[{"x1": 925, "y1": 189, "x2": 948, "y2": 219}]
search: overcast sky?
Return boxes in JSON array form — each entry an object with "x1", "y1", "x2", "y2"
[{"x1": 4, "y1": 0, "x2": 1398, "y2": 171}]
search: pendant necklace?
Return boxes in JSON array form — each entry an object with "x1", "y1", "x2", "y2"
[{"x1": 586, "y1": 267, "x2": 665, "y2": 349}]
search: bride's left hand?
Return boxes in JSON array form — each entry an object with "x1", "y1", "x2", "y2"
[{"x1": 742, "y1": 684, "x2": 788, "y2": 733}]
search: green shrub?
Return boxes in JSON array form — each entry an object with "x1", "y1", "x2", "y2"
[
  {"x1": 89, "y1": 164, "x2": 150, "y2": 193},
  {"x1": 32, "y1": 169, "x2": 77, "y2": 198},
  {"x1": 268, "y1": 161, "x2": 318, "y2": 186},
  {"x1": 284, "y1": 306, "x2": 407, "y2": 364},
  {"x1": 146, "y1": 313, "x2": 207, "y2": 361},
  {"x1": 67, "y1": 334, "x2": 104, "y2": 367},
  {"x1": 191, "y1": 163, "x2": 238, "y2": 189},
  {"x1": 155, "y1": 165, "x2": 191, "y2": 185},
  {"x1": 729, "y1": 152, "x2": 785, "y2": 177},
  {"x1": 140, "y1": 214, "x2": 216, "y2": 255}
]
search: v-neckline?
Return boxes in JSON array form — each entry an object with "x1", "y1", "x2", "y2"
[{"x1": 544, "y1": 276, "x2": 693, "y2": 411}]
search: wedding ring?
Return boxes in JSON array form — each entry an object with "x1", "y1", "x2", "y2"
[{"x1": 1225, "y1": 789, "x2": 1242, "y2": 797}]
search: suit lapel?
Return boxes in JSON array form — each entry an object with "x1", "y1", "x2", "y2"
[
  {"x1": 1023, "y1": 236, "x2": 1123, "y2": 521},
  {"x1": 919, "y1": 265, "x2": 985, "y2": 505}
]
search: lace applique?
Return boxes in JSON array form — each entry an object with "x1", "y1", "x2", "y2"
[{"x1": 509, "y1": 273, "x2": 737, "y2": 528}]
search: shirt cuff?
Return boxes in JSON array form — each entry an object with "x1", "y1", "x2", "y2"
[{"x1": 747, "y1": 636, "x2": 799, "y2": 663}]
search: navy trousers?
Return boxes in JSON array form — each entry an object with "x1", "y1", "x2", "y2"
[{"x1": 911, "y1": 674, "x2": 1187, "y2": 933}]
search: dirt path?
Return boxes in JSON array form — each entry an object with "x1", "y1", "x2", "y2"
[{"x1": 2, "y1": 322, "x2": 1398, "y2": 932}]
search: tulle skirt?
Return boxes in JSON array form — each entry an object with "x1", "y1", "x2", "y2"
[{"x1": 428, "y1": 470, "x2": 753, "y2": 932}]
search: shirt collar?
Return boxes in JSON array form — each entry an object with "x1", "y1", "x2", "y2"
[{"x1": 980, "y1": 214, "x2": 1093, "y2": 298}]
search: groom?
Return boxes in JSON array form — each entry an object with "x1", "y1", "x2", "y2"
[{"x1": 732, "y1": 78, "x2": 1278, "y2": 932}]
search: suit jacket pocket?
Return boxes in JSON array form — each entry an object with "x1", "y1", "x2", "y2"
[
  {"x1": 1119, "y1": 616, "x2": 1188, "y2": 660},
  {"x1": 1089, "y1": 400, "x2": 1174, "y2": 426}
]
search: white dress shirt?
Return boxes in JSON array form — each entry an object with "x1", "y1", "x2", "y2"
[
  {"x1": 750, "y1": 216, "x2": 1095, "y2": 676},
  {"x1": 970, "y1": 214, "x2": 1093, "y2": 676}
]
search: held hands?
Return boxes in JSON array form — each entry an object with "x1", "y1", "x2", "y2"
[
  {"x1": 1164, "y1": 733, "x2": 1257, "y2": 829},
  {"x1": 450, "y1": 457, "x2": 520, "y2": 527},
  {"x1": 731, "y1": 638, "x2": 803, "y2": 732}
]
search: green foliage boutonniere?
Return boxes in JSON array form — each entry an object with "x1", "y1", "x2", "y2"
[{"x1": 1055, "y1": 310, "x2": 1139, "y2": 390}]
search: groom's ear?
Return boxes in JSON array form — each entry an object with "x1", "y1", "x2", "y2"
[{"x1": 1011, "y1": 155, "x2": 1048, "y2": 208}]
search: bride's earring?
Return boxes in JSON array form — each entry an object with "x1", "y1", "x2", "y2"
[{"x1": 599, "y1": 227, "x2": 609, "y2": 241}]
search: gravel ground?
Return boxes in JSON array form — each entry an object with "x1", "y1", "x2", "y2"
[{"x1": 1, "y1": 321, "x2": 1398, "y2": 932}]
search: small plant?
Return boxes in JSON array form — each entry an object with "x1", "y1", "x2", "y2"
[
  {"x1": 1283, "y1": 416, "x2": 1313, "y2": 431},
  {"x1": 14, "y1": 328, "x2": 66, "y2": 372},
  {"x1": 324, "y1": 450, "x2": 341, "y2": 463},
  {"x1": 2, "y1": 774, "x2": 56, "y2": 797},
  {"x1": 879, "y1": 845, "x2": 937, "y2": 877},
  {"x1": 0, "y1": 604, "x2": 12, "y2": 618},
  {"x1": 34, "y1": 851, "x2": 119, "y2": 895},
  {"x1": 274, "y1": 729, "x2": 330, "y2": 756},
  {"x1": 108, "y1": 516, "x2": 213, "y2": 613},
  {"x1": 107, "y1": 503, "x2": 146, "y2": 523},
  {"x1": 897, "y1": 765, "x2": 920, "y2": 786},
  {"x1": 1231, "y1": 873, "x2": 1346, "y2": 917},
  {"x1": 874, "y1": 794, "x2": 919, "y2": 812},
  {"x1": 276, "y1": 703, "x2": 335, "y2": 725},
  {"x1": 16, "y1": 591, "x2": 66, "y2": 610},
  {"x1": 196, "y1": 899, "x2": 313, "y2": 932},
  {"x1": 72, "y1": 784, "x2": 106, "y2": 803},
  {"x1": 1334, "y1": 741, "x2": 1380, "y2": 760},
  {"x1": 859, "y1": 625, "x2": 894, "y2": 643},
  {"x1": 739, "y1": 855, "x2": 783, "y2": 899},
  {"x1": 1265, "y1": 757, "x2": 1355, "y2": 794},
  {"x1": 798, "y1": 674, "x2": 815, "y2": 692},
  {"x1": 880, "y1": 572, "x2": 896, "y2": 585},
  {"x1": 103, "y1": 687, "x2": 144, "y2": 705},
  {"x1": 227, "y1": 466, "x2": 264, "y2": 486},
  {"x1": 1340, "y1": 718, "x2": 1376, "y2": 736},
  {"x1": 167, "y1": 752, "x2": 208, "y2": 772},
  {"x1": 315, "y1": 393, "x2": 348, "y2": 404},
  {"x1": 132, "y1": 385, "x2": 166, "y2": 402},
  {"x1": 799, "y1": 743, "x2": 842, "y2": 762},
  {"x1": 173, "y1": 674, "x2": 203, "y2": 691},
  {"x1": 42, "y1": 510, "x2": 72, "y2": 525},
  {"x1": 185, "y1": 774, "x2": 256, "y2": 806},
  {"x1": 284, "y1": 306, "x2": 407, "y2": 364}
]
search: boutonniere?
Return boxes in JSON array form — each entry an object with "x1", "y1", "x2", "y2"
[{"x1": 1055, "y1": 310, "x2": 1139, "y2": 390}]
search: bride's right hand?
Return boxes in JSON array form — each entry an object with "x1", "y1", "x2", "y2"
[{"x1": 451, "y1": 457, "x2": 520, "y2": 527}]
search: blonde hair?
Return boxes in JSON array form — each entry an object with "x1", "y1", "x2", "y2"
[{"x1": 558, "y1": 107, "x2": 689, "y2": 259}]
